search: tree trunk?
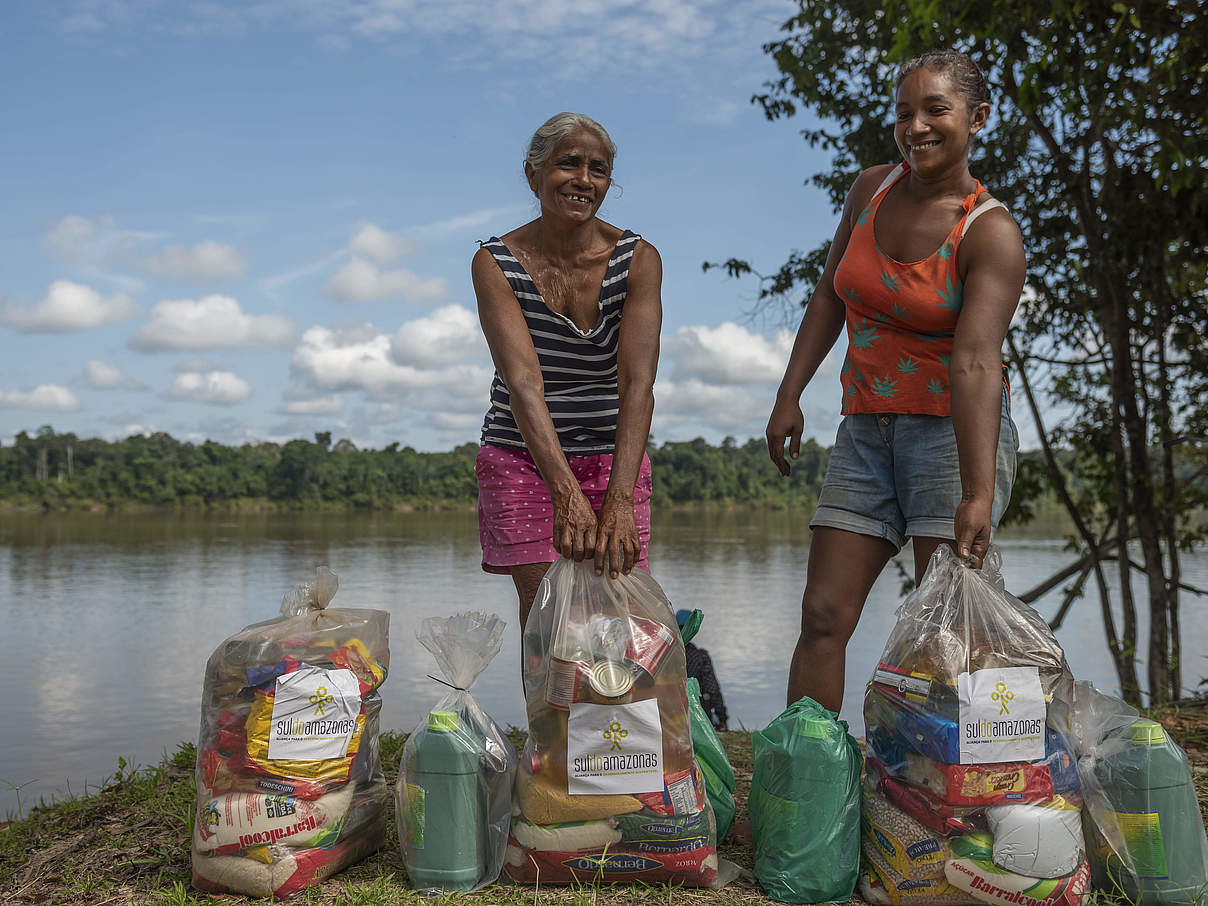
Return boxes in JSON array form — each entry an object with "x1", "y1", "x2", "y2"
[{"x1": 1008, "y1": 335, "x2": 1141, "y2": 703}]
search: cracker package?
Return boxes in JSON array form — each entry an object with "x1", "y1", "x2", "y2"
[{"x1": 192, "y1": 567, "x2": 389, "y2": 899}]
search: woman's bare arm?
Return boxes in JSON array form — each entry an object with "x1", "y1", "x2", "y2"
[
  {"x1": 595, "y1": 239, "x2": 662, "y2": 576},
  {"x1": 950, "y1": 206, "x2": 1026, "y2": 563}
]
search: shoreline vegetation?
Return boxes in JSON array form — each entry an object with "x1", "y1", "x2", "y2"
[
  {"x1": 2, "y1": 705, "x2": 1206, "y2": 905},
  {"x1": 1, "y1": 428, "x2": 1077, "y2": 528}
]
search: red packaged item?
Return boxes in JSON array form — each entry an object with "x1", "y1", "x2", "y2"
[
  {"x1": 504, "y1": 835, "x2": 717, "y2": 886},
  {"x1": 871, "y1": 760, "x2": 978, "y2": 837},
  {"x1": 890, "y1": 749, "x2": 1057, "y2": 807}
]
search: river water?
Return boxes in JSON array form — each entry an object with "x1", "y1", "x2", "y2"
[{"x1": 2, "y1": 509, "x2": 1205, "y2": 817}]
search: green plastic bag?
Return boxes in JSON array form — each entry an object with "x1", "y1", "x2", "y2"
[
  {"x1": 679, "y1": 609, "x2": 736, "y2": 841},
  {"x1": 750, "y1": 696, "x2": 863, "y2": 904},
  {"x1": 688, "y1": 677, "x2": 735, "y2": 840}
]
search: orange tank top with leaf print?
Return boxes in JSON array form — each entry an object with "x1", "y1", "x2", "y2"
[{"x1": 832, "y1": 163, "x2": 1001, "y2": 417}]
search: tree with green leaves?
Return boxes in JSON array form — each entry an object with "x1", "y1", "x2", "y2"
[{"x1": 710, "y1": 1, "x2": 1208, "y2": 704}]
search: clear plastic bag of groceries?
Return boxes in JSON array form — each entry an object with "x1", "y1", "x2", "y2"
[
  {"x1": 860, "y1": 546, "x2": 1091, "y2": 906},
  {"x1": 505, "y1": 557, "x2": 719, "y2": 886},
  {"x1": 1072, "y1": 681, "x2": 1208, "y2": 903},
  {"x1": 395, "y1": 612, "x2": 517, "y2": 894},
  {"x1": 192, "y1": 567, "x2": 390, "y2": 899}
]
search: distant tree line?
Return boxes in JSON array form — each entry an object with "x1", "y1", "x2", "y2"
[{"x1": 0, "y1": 427, "x2": 833, "y2": 510}]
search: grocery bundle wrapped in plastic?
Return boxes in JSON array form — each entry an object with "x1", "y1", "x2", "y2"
[
  {"x1": 750, "y1": 695, "x2": 864, "y2": 903},
  {"x1": 858, "y1": 545, "x2": 1090, "y2": 906},
  {"x1": 192, "y1": 567, "x2": 389, "y2": 899},
  {"x1": 1072, "y1": 681, "x2": 1208, "y2": 905},
  {"x1": 395, "y1": 612, "x2": 517, "y2": 893},
  {"x1": 680, "y1": 608, "x2": 737, "y2": 842},
  {"x1": 504, "y1": 558, "x2": 719, "y2": 885}
]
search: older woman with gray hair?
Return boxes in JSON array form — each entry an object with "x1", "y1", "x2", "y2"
[{"x1": 474, "y1": 112, "x2": 662, "y2": 630}]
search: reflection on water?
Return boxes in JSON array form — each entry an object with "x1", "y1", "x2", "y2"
[{"x1": 1, "y1": 509, "x2": 1204, "y2": 817}]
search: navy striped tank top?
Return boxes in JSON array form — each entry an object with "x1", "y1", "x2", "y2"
[{"x1": 479, "y1": 229, "x2": 640, "y2": 455}]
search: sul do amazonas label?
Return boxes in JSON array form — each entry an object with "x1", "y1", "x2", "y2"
[
  {"x1": 958, "y1": 666, "x2": 1045, "y2": 764},
  {"x1": 268, "y1": 666, "x2": 362, "y2": 761},
  {"x1": 567, "y1": 699, "x2": 663, "y2": 794}
]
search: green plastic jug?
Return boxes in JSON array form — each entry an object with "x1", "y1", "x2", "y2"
[
  {"x1": 1093, "y1": 718, "x2": 1208, "y2": 905},
  {"x1": 406, "y1": 710, "x2": 482, "y2": 891}
]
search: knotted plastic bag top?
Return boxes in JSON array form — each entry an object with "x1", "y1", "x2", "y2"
[
  {"x1": 417, "y1": 610, "x2": 505, "y2": 693},
  {"x1": 281, "y1": 566, "x2": 339, "y2": 616},
  {"x1": 879, "y1": 545, "x2": 1073, "y2": 711}
]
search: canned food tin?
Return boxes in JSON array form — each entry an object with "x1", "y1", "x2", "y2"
[
  {"x1": 587, "y1": 660, "x2": 635, "y2": 704},
  {"x1": 546, "y1": 656, "x2": 588, "y2": 710},
  {"x1": 625, "y1": 615, "x2": 676, "y2": 677}
]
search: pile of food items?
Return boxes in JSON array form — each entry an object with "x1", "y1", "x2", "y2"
[
  {"x1": 191, "y1": 568, "x2": 390, "y2": 899},
  {"x1": 504, "y1": 558, "x2": 718, "y2": 885},
  {"x1": 858, "y1": 546, "x2": 1089, "y2": 906}
]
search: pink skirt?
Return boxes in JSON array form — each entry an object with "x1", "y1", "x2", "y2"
[{"x1": 475, "y1": 444, "x2": 652, "y2": 574}]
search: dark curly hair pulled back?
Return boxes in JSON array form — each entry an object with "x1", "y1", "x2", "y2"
[{"x1": 894, "y1": 49, "x2": 990, "y2": 111}]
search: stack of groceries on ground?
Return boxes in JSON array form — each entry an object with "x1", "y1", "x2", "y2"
[
  {"x1": 395, "y1": 612, "x2": 517, "y2": 893},
  {"x1": 505, "y1": 557, "x2": 720, "y2": 885},
  {"x1": 858, "y1": 545, "x2": 1090, "y2": 906},
  {"x1": 191, "y1": 568, "x2": 389, "y2": 899}
]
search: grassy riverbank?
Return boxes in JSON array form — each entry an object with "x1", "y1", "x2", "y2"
[{"x1": 3, "y1": 705, "x2": 1206, "y2": 905}]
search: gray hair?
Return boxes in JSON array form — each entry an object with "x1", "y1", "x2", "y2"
[
  {"x1": 895, "y1": 49, "x2": 990, "y2": 112},
  {"x1": 525, "y1": 112, "x2": 617, "y2": 173}
]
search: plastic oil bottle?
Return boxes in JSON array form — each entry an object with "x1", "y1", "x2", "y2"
[
  {"x1": 1092, "y1": 718, "x2": 1208, "y2": 904},
  {"x1": 406, "y1": 710, "x2": 482, "y2": 892}
]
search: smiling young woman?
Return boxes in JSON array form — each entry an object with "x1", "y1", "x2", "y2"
[
  {"x1": 472, "y1": 113, "x2": 663, "y2": 635},
  {"x1": 765, "y1": 50, "x2": 1026, "y2": 715}
]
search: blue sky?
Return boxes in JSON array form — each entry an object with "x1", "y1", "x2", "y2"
[{"x1": 0, "y1": 0, "x2": 871, "y2": 452}]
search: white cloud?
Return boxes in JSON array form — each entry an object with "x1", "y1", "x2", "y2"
[
  {"x1": 134, "y1": 240, "x2": 247, "y2": 282},
  {"x1": 348, "y1": 223, "x2": 418, "y2": 264},
  {"x1": 52, "y1": 1, "x2": 788, "y2": 90},
  {"x1": 82, "y1": 359, "x2": 146, "y2": 391},
  {"x1": 44, "y1": 214, "x2": 100, "y2": 261},
  {"x1": 431, "y1": 410, "x2": 481, "y2": 431},
  {"x1": 43, "y1": 215, "x2": 159, "y2": 267},
  {"x1": 389, "y1": 305, "x2": 487, "y2": 368},
  {"x1": 413, "y1": 204, "x2": 530, "y2": 239},
  {"x1": 283, "y1": 395, "x2": 345, "y2": 415},
  {"x1": 0, "y1": 384, "x2": 81, "y2": 411},
  {"x1": 0, "y1": 280, "x2": 137, "y2": 332},
  {"x1": 653, "y1": 378, "x2": 763, "y2": 434},
  {"x1": 291, "y1": 312, "x2": 491, "y2": 398},
  {"x1": 130, "y1": 295, "x2": 294, "y2": 350},
  {"x1": 323, "y1": 257, "x2": 448, "y2": 303},
  {"x1": 664, "y1": 322, "x2": 793, "y2": 385},
  {"x1": 166, "y1": 368, "x2": 253, "y2": 405}
]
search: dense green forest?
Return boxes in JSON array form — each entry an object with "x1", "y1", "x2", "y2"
[{"x1": 0, "y1": 427, "x2": 831, "y2": 510}]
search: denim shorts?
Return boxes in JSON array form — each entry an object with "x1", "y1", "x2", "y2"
[{"x1": 809, "y1": 391, "x2": 1018, "y2": 549}]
